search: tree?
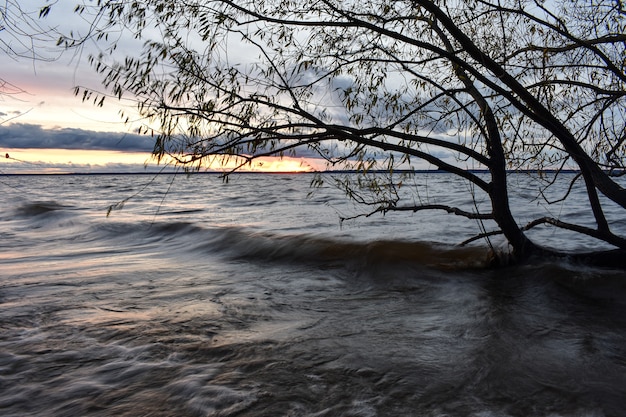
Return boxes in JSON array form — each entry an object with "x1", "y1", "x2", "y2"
[{"x1": 63, "y1": 0, "x2": 625, "y2": 265}]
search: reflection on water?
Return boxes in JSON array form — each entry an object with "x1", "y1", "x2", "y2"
[{"x1": 1, "y1": 174, "x2": 625, "y2": 416}]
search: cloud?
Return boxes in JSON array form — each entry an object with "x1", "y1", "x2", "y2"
[
  {"x1": 0, "y1": 110, "x2": 23, "y2": 117},
  {"x1": 0, "y1": 123, "x2": 155, "y2": 152}
]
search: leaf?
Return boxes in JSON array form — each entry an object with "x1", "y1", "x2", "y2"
[{"x1": 39, "y1": 5, "x2": 51, "y2": 18}]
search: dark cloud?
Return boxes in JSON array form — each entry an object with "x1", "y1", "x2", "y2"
[
  {"x1": 0, "y1": 110, "x2": 22, "y2": 117},
  {"x1": 0, "y1": 123, "x2": 155, "y2": 152},
  {"x1": 0, "y1": 123, "x2": 333, "y2": 159}
]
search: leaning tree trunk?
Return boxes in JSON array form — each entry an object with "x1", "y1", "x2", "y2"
[{"x1": 431, "y1": 17, "x2": 537, "y2": 263}]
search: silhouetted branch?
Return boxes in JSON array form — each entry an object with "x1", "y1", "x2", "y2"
[
  {"x1": 341, "y1": 203, "x2": 493, "y2": 222},
  {"x1": 522, "y1": 217, "x2": 626, "y2": 248},
  {"x1": 460, "y1": 230, "x2": 504, "y2": 246}
]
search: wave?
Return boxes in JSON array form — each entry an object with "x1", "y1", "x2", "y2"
[
  {"x1": 68, "y1": 216, "x2": 626, "y2": 276},
  {"x1": 133, "y1": 222, "x2": 492, "y2": 271},
  {"x1": 133, "y1": 224, "x2": 626, "y2": 297},
  {"x1": 11, "y1": 200, "x2": 621, "y2": 279},
  {"x1": 15, "y1": 201, "x2": 75, "y2": 217},
  {"x1": 30, "y1": 212, "x2": 490, "y2": 271}
]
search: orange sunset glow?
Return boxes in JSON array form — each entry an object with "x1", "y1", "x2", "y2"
[{"x1": 2, "y1": 148, "x2": 323, "y2": 174}]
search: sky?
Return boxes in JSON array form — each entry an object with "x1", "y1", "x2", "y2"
[
  {"x1": 1, "y1": 1, "x2": 149, "y2": 173},
  {"x1": 0, "y1": 1, "x2": 327, "y2": 174},
  {"x1": 0, "y1": 1, "x2": 473, "y2": 175}
]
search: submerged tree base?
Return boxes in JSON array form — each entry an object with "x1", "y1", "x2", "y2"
[
  {"x1": 489, "y1": 245, "x2": 626, "y2": 270},
  {"x1": 564, "y1": 249, "x2": 626, "y2": 269}
]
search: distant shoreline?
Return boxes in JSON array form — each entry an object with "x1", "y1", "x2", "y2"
[{"x1": 1, "y1": 169, "x2": 591, "y2": 176}]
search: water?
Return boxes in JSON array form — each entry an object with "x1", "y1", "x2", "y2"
[{"x1": 1, "y1": 173, "x2": 625, "y2": 417}]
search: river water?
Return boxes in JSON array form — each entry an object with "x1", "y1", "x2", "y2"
[{"x1": 1, "y1": 173, "x2": 625, "y2": 416}]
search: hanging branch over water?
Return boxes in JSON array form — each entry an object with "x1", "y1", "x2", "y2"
[
  {"x1": 522, "y1": 217, "x2": 626, "y2": 249},
  {"x1": 340, "y1": 204, "x2": 493, "y2": 222}
]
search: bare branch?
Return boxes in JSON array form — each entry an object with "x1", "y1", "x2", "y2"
[
  {"x1": 340, "y1": 203, "x2": 493, "y2": 222},
  {"x1": 460, "y1": 230, "x2": 504, "y2": 246},
  {"x1": 522, "y1": 217, "x2": 626, "y2": 248}
]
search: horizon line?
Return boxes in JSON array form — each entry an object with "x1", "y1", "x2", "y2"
[{"x1": 1, "y1": 168, "x2": 593, "y2": 176}]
